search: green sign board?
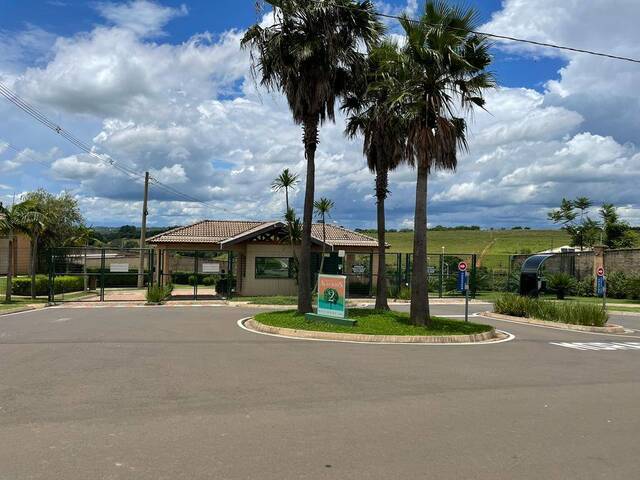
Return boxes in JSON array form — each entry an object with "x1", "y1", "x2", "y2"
[{"x1": 317, "y1": 274, "x2": 347, "y2": 318}]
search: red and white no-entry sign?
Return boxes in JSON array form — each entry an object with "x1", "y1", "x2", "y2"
[
  {"x1": 458, "y1": 261, "x2": 468, "y2": 272},
  {"x1": 596, "y1": 266, "x2": 605, "y2": 277}
]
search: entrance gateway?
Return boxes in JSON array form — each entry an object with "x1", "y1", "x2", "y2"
[{"x1": 146, "y1": 219, "x2": 381, "y2": 298}]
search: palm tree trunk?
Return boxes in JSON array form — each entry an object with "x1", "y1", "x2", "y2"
[
  {"x1": 285, "y1": 188, "x2": 298, "y2": 266},
  {"x1": 30, "y1": 235, "x2": 38, "y2": 299},
  {"x1": 298, "y1": 116, "x2": 318, "y2": 314},
  {"x1": 375, "y1": 167, "x2": 390, "y2": 311},
  {"x1": 317, "y1": 216, "x2": 327, "y2": 278},
  {"x1": 410, "y1": 162, "x2": 430, "y2": 326},
  {"x1": 5, "y1": 235, "x2": 13, "y2": 302}
]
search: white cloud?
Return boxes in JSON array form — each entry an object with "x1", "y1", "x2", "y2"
[{"x1": 96, "y1": 0, "x2": 188, "y2": 38}]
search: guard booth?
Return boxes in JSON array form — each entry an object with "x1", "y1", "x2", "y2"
[{"x1": 519, "y1": 254, "x2": 554, "y2": 297}]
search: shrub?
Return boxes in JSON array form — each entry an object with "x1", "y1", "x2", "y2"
[
  {"x1": 546, "y1": 273, "x2": 576, "y2": 300},
  {"x1": 626, "y1": 277, "x2": 640, "y2": 300},
  {"x1": 389, "y1": 285, "x2": 410, "y2": 300},
  {"x1": 12, "y1": 275, "x2": 84, "y2": 296},
  {"x1": 573, "y1": 278, "x2": 594, "y2": 297},
  {"x1": 202, "y1": 275, "x2": 219, "y2": 286},
  {"x1": 494, "y1": 293, "x2": 608, "y2": 327},
  {"x1": 146, "y1": 283, "x2": 174, "y2": 303},
  {"x1": 606, "y1": 272, "x2": 628, "y2": 299}
]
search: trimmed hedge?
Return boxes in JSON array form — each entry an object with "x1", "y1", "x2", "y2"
[{"x1": 12, "y1": 275, "x2": 84, "y2": 296}]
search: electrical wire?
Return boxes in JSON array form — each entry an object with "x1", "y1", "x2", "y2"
[
  {"x1": 333, "y1": 3, "x2": 640, "y2": 65},
  {"x1": 0, "y1": 81, "x2": 240, "y2": 214}
]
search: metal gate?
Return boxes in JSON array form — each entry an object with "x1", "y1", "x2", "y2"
[
  {"x1": 48, "y1": 247, "x2": 155, "y2": 302},
  {"x1": 156, "y1": 249, "x2": 236, "y2": 300}
]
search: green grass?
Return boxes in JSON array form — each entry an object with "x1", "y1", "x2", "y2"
[
  {"x1": 369, "y1": 229, "x2": 569, "y2": 267},
  {"x1": 230, "y1": 295, "x2": 299, "y2": 305},
  {"x1": 254, "y1": 308, "x2": 492, "y2": 336},
  {"x1": 494, "y1": 293, "x2": 608, "y2": 327}
]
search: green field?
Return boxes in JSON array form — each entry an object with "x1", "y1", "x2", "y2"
[{"x1": 370, "y1": 229, "x2": 570, "y2": 257}]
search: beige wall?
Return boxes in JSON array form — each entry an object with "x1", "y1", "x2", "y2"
[
  {"x1": 242, "y1": 244, "x2": 299, "y2": 296},
  {"x1": 0, "y1": 238, "x2": 7, "y2": 274},
  {"x1": 0, "y1": 234, "x2": 31, "y2": 275}
]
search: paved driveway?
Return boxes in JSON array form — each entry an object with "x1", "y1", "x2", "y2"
[{"x1": 1, "y1": 305, "x2": 639, "y2": 479}]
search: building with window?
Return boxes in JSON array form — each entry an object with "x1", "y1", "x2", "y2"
[{"x1": 147, "y1": 220, "x2": 382, "y2": 297}]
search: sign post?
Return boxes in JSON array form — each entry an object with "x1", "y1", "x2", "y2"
[
  {"x1": 457, "y1": 262, "x2": 469, "y2": 322},
  {"x1": 596, "y1": 266, "x2": 606, "y2": 311}
]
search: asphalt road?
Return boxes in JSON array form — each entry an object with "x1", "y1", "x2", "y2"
[{"x1": 1, "y1": 304, "x2": 639, "y2": 479}]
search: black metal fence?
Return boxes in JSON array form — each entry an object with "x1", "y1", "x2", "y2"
[{"x1": 47, "y1": 247, "x2": 155, "y2": 302}]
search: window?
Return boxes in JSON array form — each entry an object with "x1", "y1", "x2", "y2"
[{"x1": 255, "y1": 257, "x2": 294, "y2": 279}]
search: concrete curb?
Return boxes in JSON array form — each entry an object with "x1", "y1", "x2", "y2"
[
  {"x1": 244, "y1": 318, "x2": 500, "y2": 344},
  {"x1": 481, "y1": 311, "x2": 626, "y2": 333},
  {"x1": 0, "y1": 304, "x2": 43, "y2": 316}
]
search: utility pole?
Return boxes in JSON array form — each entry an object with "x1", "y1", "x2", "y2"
[{"x1": 137, "y1": 172, "x2": 149, "y2": 288}]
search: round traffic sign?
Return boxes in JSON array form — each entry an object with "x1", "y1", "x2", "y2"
[
  {"x1": 596, "y1": 266, "x2": 605, "y2": 277},
  {"x1": 458, "y1": 261, "x2": 467, "y2": 272}
]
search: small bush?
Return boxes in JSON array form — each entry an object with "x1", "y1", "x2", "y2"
[
  {"x1": 546, "y1": 273, "x2": 576, "y2": 300},
  {"x1": 12, "y1": 275, "x2": 84, "y2": 296},
  {"x1": 494, "y1": 293, "x2": 608, "y2": 327},
  {"x1": 202, "y1": 275, "x2": 219, "y2": 286},
  {"x1": 606, "y1": 272, "x2": 628, "y2": 299},
  {"x1": 146, "y1": 283, "x2": 174, "y2": 303},
  {"x1": 626, "y1": 277, "x2": 640, "y2": 300},
  {"x1": 573, "y1": 278, "x2": 594, "y2": 297}
]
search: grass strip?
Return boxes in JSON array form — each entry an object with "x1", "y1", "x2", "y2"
[{"x1": 254, "y1": 308, "x2": 492, "y2": 336}]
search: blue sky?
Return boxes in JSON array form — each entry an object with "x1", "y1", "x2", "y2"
[{"x1": 1, "y1": 1, "x2": 639, "y2": 228}]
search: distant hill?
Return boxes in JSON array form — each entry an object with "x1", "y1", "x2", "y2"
[{"x1": 364, "y1": 229, "x2": 570, "y2": 266}]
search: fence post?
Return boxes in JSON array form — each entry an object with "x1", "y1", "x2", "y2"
[
  {"x1": 507, "y1": 255, "x2": 512, "y2": 292},
  {"x1": 368, "y1": 253, "x2": 373, "y2": 297},
  {"x1": 193, "y1": 251, "x2": 198, "y2": 300},
  {"x1": 48, "y1": 250, "x2": 54, "y2": 304},
  {"x1": 100, "y1": 248, "x2": 105, "y2": 302},
  {"x1": 471, "y1": 254, "x2": 477, "y2": 299},
  {"x1": 396, "y1": 253, "x2": 402, "y2": 298},
  {"x1": 227, "y1": 252, "x2": 234, "y2": 299},
  {"x1": 405, "y1": 253, "x2": 411, "y2": 285},
  {"x1": 439, "y1": 253, "x2": 443, "y2": 298}
]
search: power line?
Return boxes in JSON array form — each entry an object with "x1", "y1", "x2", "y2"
[
  {"x1": 0, "y1": 81, "x2": 238, "y2": 214},
  {"x1": 333, "y1": 3, "x2": 640, "y2": 65},
  {"x1": 1, "y1": 141, "x2": 57, "y2": 170}
]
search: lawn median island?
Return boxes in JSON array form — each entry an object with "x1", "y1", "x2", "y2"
[{"x1": 253, "y1": 308, "x2": 493, "y2": 337}]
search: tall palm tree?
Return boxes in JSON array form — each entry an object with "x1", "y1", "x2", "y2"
[
  {"x1": 272, "y1": 168, "x2": 300, "y2": 264},
  {"x1": 13, "y1": 201, "x2": 47, "y2": 299},
  {"x1": 381, "y1": 1, "x2": 494, "y2": 325},
  {"x1": 313, "y1": 197, "x2": 334, "y2": 279},
  {"x1": 242, "y1": 0, "x2": 384, "y2": 314},
  {"x1": 344, "y1": 40, "x2": 406, "y2": 311},
  {"x1": 272, "y1": 168, "x2": 299, "y2": 215}
]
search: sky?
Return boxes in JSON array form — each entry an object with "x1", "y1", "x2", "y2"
[{"x1": 1, "y1": 0, "x2": 639, "y2": 229}]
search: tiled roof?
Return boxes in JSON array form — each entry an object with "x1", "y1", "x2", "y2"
[
  {"x1": 147, "y1": 220, "x2": 380, "y2": 248},
  {"x1": 311, "y1": 224, "x2": 380, "y2": 247}
]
